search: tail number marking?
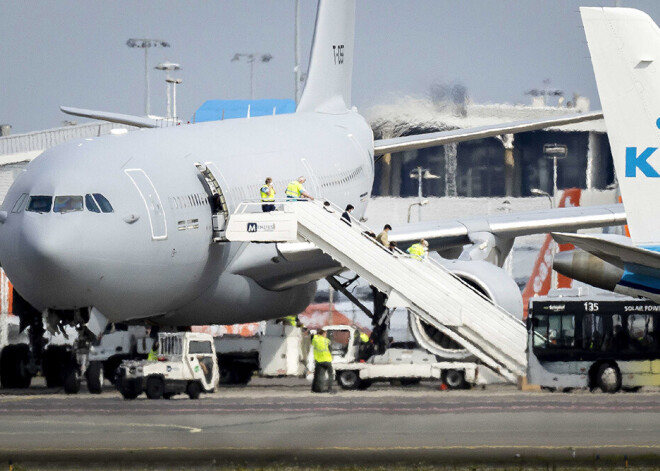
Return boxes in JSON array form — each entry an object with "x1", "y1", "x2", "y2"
[{"x1": 332, "y1": 45, "x2": 344, "y2": 65}]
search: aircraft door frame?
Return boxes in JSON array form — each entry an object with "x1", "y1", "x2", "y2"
[{"x1": 125, "y1": 168, "x2": 168, "y2": 240}]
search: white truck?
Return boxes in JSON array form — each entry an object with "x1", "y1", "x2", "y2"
[
  {"x1": 117, "y1": 332, "x2": 219, "y2": 400},
  {"x1": 324, "y1": 325, "x2": 479, "y2": 390},
  {"x1": 214, "y1": 320, "x2": 310, "y2": 384}
]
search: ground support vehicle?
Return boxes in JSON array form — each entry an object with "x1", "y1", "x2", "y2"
[
  {"x1": 527, "y1": 289, "x2": 660, "y2": 393},
  {"x1": 324, "y1": 325, "x2": 479, "y2": 390},
  {"x1": 215, "y1": 320, "x2": 310, "y2": 384},
  {"x1": 0, "y1": 319, "x2": 154, "y2": 394},
  {"x1": 85, "y1": 325, "x2": 154, "y2": 393},
  {"x1": 117, "y1": 332, "x2": 218, "y2": 400}
]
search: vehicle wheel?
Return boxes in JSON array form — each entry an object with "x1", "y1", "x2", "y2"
[
  {"x1": 596, "y1": 363, "x2": 621, "y2": 393},
  {"x1": 442, "y1": 369, "x2": 466, "y2": 390},
  {"x1": 86, "y1": 361, "x2": 104, "y2": 394},
  {"x1": 119, "y1": 387, "x2": 140, "y2": 400},
  {"x1": 219, "y1": 365, "x2": 233, "y2": 384},
  {"x1": 146, "y1": 376, "x2": 164, "y2": 399},
  {"x1": 337, "y1": 370, "x2": 361, "y2": 390},
  {"x1": 186, "y1": 381, "x2": 201, "y2": 399},
  {"x1": 62, "y1": 362, "x2": 81, "y2": 394},
  {"x1": 0, "y1": 344, "x2": 32, "y2": 389}
]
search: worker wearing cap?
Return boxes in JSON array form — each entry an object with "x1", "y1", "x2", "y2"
[
  {"x1": 407, "y1": 239, "x2": 429, "y2": 261},
  {"x1": 285, "y1": 176, "x2": 314, "y2": 200},
  {"x1": 311, "y1": 330, "x2": 333, "y2": 392},
  {"x1": 260, "y1": 177, "x2": 276, "y2": 212}
]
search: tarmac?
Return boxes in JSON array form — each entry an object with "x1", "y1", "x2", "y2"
[{"x1": 0, "y1": 378, "x2": 659, "y2": 468}]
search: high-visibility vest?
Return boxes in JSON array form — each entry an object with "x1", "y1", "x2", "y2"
[
  {"x1": 285, "y1": 180, "x2": 303, "y2": 198},
  {"x1": 260, "y1": 184, "x2": 275, "y2": 202},
  {"x1": 312, "y1": 335, "x2": 333, "y2": 363},
  {"x1": 360, "y1": 332, "x2": 369, "y2": 343},
  {"x1": 282, "y1": 315, "x2": 298, "y2": 326},
  {"x1": 407, "y1": 243, "x2": 425, "y2": 261},
  {"x1": 147, "y1": 349, "x2": 158, "y2": 361}
]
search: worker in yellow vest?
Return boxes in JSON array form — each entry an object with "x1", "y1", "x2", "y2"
[
  {"x1": 285, "y1": 176, "x2": 314, "y2": 201},
  {"x1": 278, "y1": 314, "x2": 300, "y2": 327},
  {"x1": 147, "y1": 340, "x2": 159, "y2": 361},
  {"x1": 311, "y1": 329, "x2": 333, "y2": 392},
  {"x1": 260, "y1": 177, "x2": 276, "y2": 212},
  {"x1": 407, "y1": 239, "x2": 429, "y2": 261}
]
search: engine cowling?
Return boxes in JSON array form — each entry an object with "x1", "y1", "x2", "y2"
[{"x1": 409, "y1": 257, "x2": 523, "y2": 360}]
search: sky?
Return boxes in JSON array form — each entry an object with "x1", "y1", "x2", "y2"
[{"x1": 3, "y1": 0, "x2": 660, "y2": 134}]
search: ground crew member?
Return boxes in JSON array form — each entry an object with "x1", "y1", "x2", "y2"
[
  {"x1": 311, "y1": 330, "x2": 333, "y2": 392},
  {"x1": 278, "y1": 314, "x2": 300, "y2": 327},
  {"x1": 260, "y1": 177, "x2": 276, "y2": 212},
  {"x1": 285, "y1": 176, "x2": 314, "y2": 200},
  {"x1": 407, "y1": 239, "x2": 429, "y2": 261},
  {"x1": 376, "y1": 224, "x2": 392, "y2": 247},
  {"x1": 147, "y1": 340, "x2": 159, "y2": 361}
]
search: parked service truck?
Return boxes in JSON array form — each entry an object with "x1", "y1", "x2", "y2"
[
  {"x1": 117, "y1": 332, "x2": 219, "y2": 400},
  {"x1": 323, "y1": 325, "x2": 479, "y2": 390}
]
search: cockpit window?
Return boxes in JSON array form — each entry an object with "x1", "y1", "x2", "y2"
[
  {"x1": 11, "y1": 193, "x2": 28, "y2": 213},
  {"x1": 93, "y1": 193, "x2": 113, "y2": 213},
  {"x1": 85, "y1": 194, "x2": 100, "y2": 213},
  {"x1": 53, "y1": 196, "x2": 83, "y2": 213},
  {"x1": 26, "y1": 196, "x2": 52, "y2": 213}
]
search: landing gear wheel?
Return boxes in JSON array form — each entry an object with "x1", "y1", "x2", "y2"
[
  {"x1": 442, "y1": 369, "x2": 467, "y2": 390},
  {"x1": 146, "y1": 376, "x2": 164, "y2": 399},
  {"x1": 337, "y1": 370, "x2": 361, "y2": 390},
  {"x1": 186, "y1": 381, "x2": 201, "y2": 399},
  {"x1": 62, "y1": 362, "x2": 81, "y2": 394},
  {"x1": 0, "y1": 344, "x2": 32, "y2": 389},
  {"x1": 596, "y1": 363, "x2": 621, "y2": 393},
  {"x1": 86, "y1": 361, "x2": 104, "y2": 394}
]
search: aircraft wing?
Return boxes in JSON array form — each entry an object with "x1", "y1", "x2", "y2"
[
  {"x1": 552, "y1": 232, "x2": 660, "y2": 271},
  {"x1": 60, "y1": 106, "x2": 178, "y2": 129},
  {"x1": 373, "y1": 111, "x2": 603, "y2": 156},
  {"x1": 389, "y1": 203, "x2": 625, "y2": 252}
]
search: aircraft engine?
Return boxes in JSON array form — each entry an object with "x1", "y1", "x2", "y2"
[
  {"x1": 409, "y1": 258, "x2": 523, "y2": 361},
  {"x1": 553, "y1": 249, "x2": 622, "y2": 291}
]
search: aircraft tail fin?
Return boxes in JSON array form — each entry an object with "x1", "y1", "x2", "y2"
[
  {"x1": 582, "y1": 7, "x2": 660, "y2": 247},
  {"x1": 297, "y1": 0, "x2": 356, "y2": 114}
]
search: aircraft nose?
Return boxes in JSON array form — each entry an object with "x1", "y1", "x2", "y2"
[{"x1": 10, "y1": 215, "x2": 86, "y2": 307}]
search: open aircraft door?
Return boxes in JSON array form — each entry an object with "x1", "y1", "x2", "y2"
[{"x1": 195, "y1": 162, "x2": 231, "y2": 241}]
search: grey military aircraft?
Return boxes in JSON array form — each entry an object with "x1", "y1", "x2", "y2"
[{"x1": 0, "y1": 0, "x2": 624, "y2": 390}]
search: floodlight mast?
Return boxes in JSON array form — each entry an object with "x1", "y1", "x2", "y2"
[
  {"x1": 127, "y1": 38, "x2": 171, "y2": 116},
  {"x1": 231, "y1": 53, "x2": 273, "y2": 100}
]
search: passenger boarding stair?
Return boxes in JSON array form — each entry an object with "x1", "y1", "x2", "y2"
[{"x1": 227, "y1": 200, "x2": 527, "y2": 383}]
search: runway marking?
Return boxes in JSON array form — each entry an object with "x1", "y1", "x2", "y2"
[{"x1": 0, "y1": 419, "x2": 201, "y2": 434}]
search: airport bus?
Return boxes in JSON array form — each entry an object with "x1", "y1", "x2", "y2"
[{"x1": 527, "y1": 290, "x2": 660, "y2": 392}]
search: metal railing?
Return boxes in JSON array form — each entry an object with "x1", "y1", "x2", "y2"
[{"x1": 230, "y1": 197, "x2": 524, "y2": 327}]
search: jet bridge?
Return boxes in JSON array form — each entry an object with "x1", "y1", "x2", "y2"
[{"x1": 226, "y1": 200, "x2": 527, "y2": 383}]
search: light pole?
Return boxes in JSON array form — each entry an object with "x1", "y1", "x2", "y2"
[
  {"x1": 127, "y1": 38, "x2": 171, "y2": 116},
  {"x1": 407, "y1": 200, "x2": 428, "y2": 223},
  {"x1": 530, "y1": 188, "x2": 553, "y2": 208},
  {"x1": 166, "y1": 78, "x2": 182, "y2": 119},
  {"x1": 231, "y1": 53, "x2": 273, "y2": 100},
  {"x1": 155, "y1": 61, "x2": 181, "y2": 118},
  {"x1": 543, "y1": 143, "x2": 568, "y2": 207},
  {"x1": 409, "y1": 166, "x2": 440, "y2": 222}
]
